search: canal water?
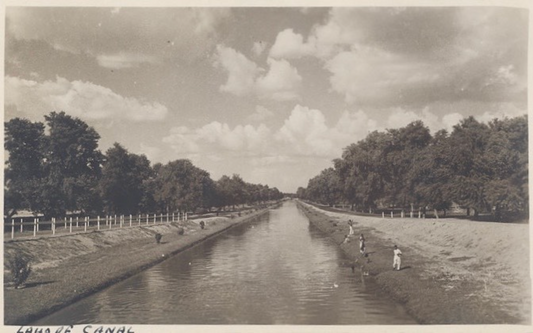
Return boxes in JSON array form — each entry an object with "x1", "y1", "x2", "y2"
[{"x1": 35, "y1": 201, "x2": 415, "y2": 325}]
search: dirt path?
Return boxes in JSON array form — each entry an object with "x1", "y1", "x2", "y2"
[{"x1": 297, "y1": 201, "x2": 530, "y2": 324}]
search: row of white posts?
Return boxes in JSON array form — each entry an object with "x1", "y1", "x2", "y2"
[
  {"x1": 381, "y1": 211, "x2": 425, "y2": 219},
  {"x1": 10, "y1": 212, "x2": 189, "y2": 239}
]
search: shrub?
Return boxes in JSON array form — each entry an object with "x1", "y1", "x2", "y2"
[
  {"x1": 155, "y1": 233, "x2": 162, "y2": 244},
  {"x1": 7, "y1": 251, "x2": 32, "y2": 289},
  {"x1": 178, "y1": 228, "x2": 185, "y2": 235}
]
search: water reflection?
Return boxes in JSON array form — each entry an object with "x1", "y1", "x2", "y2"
[{"x1": 35, "y1": 201, "x2": 415, "y2": 325}]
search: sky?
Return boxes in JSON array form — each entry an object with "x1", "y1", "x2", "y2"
[{"x1": 4, "y1": 4, "x2": 529, "y2": 193}]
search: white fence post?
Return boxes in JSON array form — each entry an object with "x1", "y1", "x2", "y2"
[
  {"x1": 33, "y1": 218, "x2": 37, "y2": 237},
  {"x1": 401, "y1": 211, "x2": 404, "y2": 218},
  {"x1": 410, "y1": 211, "x2": 413, "y2": 218},
  {"x1": 36, "y1": 218, "x2": 40, "y2": 232},
  {"x1": 76, "y1": 216, "x2": 79, "y2": 228},
  {"x1": 391, "y1": 211, "x2": 393, "y2": 218},
  {"x1": 84, "y1": 217, "x2": 87, "y2": 232},
  {"x1": 138, "y1": 214, "x2": 141, "y2": 226},
  {"x1": 52, "y1": 218, "x2": 56, "y2": 235},
  {"x1": 418, "y1": 211, "x2": 421, "y2": 219},
  {"x1": 382, "y1": 212, "x2": 385, "y2": 218},
  {"x1": 172, "y1": 213, "x2": 175, "y2": 222},
  {"x1": 20, "y1": 218, "x2": 23, "y2": 233},
  {"x1": 11, "y1": 219, "x2": 14, "y2": 239},
  {"x1": 109, "y1": 216, "x2": 112, "y2": 229},
  {"x1": 97, "y1": 216, "x2": 100, "y2": 230},
  {"x1": 129, "y1": 214, "x2": 132, "y2": 227},
  {"x1": 70, "y1": 217, "x2": 73, "y2": 233}
]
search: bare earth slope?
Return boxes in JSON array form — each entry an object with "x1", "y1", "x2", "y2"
[{"x1": 298, "y1": 201, "x2": 530, "y2": 324}]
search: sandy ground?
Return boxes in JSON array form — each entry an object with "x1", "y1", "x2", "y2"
[
  {"x1": 298, "y1": 201, "x2": 531, "y2": 324},
  {"x1": 3, "y1": 207, "x2": 274, "y2": 325}
]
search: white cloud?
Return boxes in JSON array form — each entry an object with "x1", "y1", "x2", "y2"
[
  {"x1": 96, "y1": 52, "x2": 158, "y2": 69},
  {"x1": 326, "y1": 47, "x2": 440, "y2": 104},
  {"x1": 163, "y1": 121, "x2": 272, "y2": 156},
  {"x1": 139, "y1": 143, "x2": 162, "y2": 163},
  {"x1": 5, "y1": 75, "x2": 168, "y2": 122},
  {"x1": 215, "y1": 45, "x2": 301, "y2": 101},
  {"x1": 214, "y1": 45, "x2": 259, "y2": 96},
  {"x1": 246, "y1": 105, "x2": 274, "y2": 123},
  {"x1": 476, "y1": 102, "x2": 526, "y2": 124},
  {"x1": 256, "y1": 58, "x2": 302, "y2": 101},
  {"x1": 269, "y1": 29, "x2": 315, "y2": 59},
  {"x1": 252, "y1": 41, "x2": 267, "y2": 57},
  {"x1": 277, "y1": 105, "x2": 339, "y2": 156}
]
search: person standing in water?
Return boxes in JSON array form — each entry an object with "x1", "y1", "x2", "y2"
[
  {"x1": 359, "y1": 234, "x2": 366, "y2": 255},
  {"x1": 393, "y1": 245, "x2": 402, "y2": 271}
]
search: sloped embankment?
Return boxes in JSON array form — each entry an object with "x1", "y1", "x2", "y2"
[
  {"x1": 297, "y1": 201, "x2": 530, "y2": 324},
  {"x1": 4, "y1": 208, "x2": 273, "y2": 325}
]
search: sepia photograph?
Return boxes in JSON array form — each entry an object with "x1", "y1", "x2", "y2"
[{"x1": 3, "y1": 1, "x2": 531, "y2": 331}]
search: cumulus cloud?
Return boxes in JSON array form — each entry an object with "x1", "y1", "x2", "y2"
[
  {"x1": 269, "y1": 29, "x2": 315, "y2": 59},
  {"x1": 214, "y1": 45, "x2": 259, "y2": 96},
  {"x1": 163, "y1": 122, "x2": 272, "y2": 156},
  {"x1": 256, "y1": 58, "x2": 302, "y2": 101},
  {"x1": 215, "y1": 45, "x2": 302, "y2": 101},
  {"x1": 5, "y1": 75, "x2": 168, "y2": 122},
  {"x1": 268, "y1": 7, "x2": 527, "y2": 107},
  {"x1": 326, "y1": 46, "x2": 440, "y2": 104}
]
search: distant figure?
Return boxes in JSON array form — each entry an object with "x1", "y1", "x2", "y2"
[
  {"x1": 155, "y1": 233, "x2": 162, "y2": 244},
  {"x1": 359, "y1": 234, "x2": 366, "y2": 255},
  {"x1": 393, "y1": 245, "x2": 402, "y2": 271},
  {"x1": 348, "y1": 220, "x2": 355, "y2": 237},
  {"x1": 199, "y1": 221, "x2": 205, "y2": 229}
]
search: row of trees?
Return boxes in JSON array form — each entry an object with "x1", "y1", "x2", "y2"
[
  {"x1": 5, "y1": 112, "x2": 283, "y2": 220},
  {"x1": 297, "y1": 116, "x2": 528, "y2": 220}
]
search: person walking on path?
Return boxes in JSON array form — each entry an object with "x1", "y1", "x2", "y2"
[
  {"x1": 359, "y1": 234, "x2": 366, "y2": 255},
  {"x1": 393, "y1": 245, "x2": 402, "y2": 271}
]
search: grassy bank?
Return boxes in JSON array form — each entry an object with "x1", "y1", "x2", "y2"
[
  {"x1": 297, "y1": 200, "x2": 530, "y2": 324},
  {"x1": 4, "y1": 205, "x2": 278, "y2": 325}
]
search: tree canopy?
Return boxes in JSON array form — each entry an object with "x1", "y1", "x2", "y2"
[{"x1": 298, "y1": 116, "x2": 528, "y2": 221}]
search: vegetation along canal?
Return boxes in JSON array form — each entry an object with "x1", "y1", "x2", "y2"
[{"x1": 34, "y1": 201, "x2": 415, "y2": 325}]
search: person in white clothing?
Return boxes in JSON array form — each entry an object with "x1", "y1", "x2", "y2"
[
  {"x1": 348, "y1": 221, "x2": 355, "y2": 237},
  {"x1": 393, "y1": 245, "x2": 402, "y2": 271}
]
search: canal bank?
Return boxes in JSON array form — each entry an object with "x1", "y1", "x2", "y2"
[
  {"x1": 297, "y1": 200, "x2": 531, "y2": 324},
  {"x1": 4, "y1": 203, "x2": 280, "y2": 325}
]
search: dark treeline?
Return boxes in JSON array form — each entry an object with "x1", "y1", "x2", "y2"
[
  {"x1": 297, "y1": 116, "x2": 528, "y2": 221},
  {"x1": 4, "y1": 112, "x2": 283, "y2": 220}
]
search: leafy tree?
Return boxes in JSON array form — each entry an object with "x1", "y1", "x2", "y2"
[
  {"x1": 409, "y1": 129, "x2": 453, "y2": 215},
  {"x1": 38, "y1": 112, "x2": 104, "y2": 217},
  {"x1": 99, "y1": 143, "x2": 153, "y2": 215},
  {"x1": 154, "y1": 159, "x2": 216, "y2": 213},
  {"x1": 446, "y1": 117, "x2": 491, "y2": 216},
  {"x1": 4, "y1": 118, "x2": 45, "y2": 217}
]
